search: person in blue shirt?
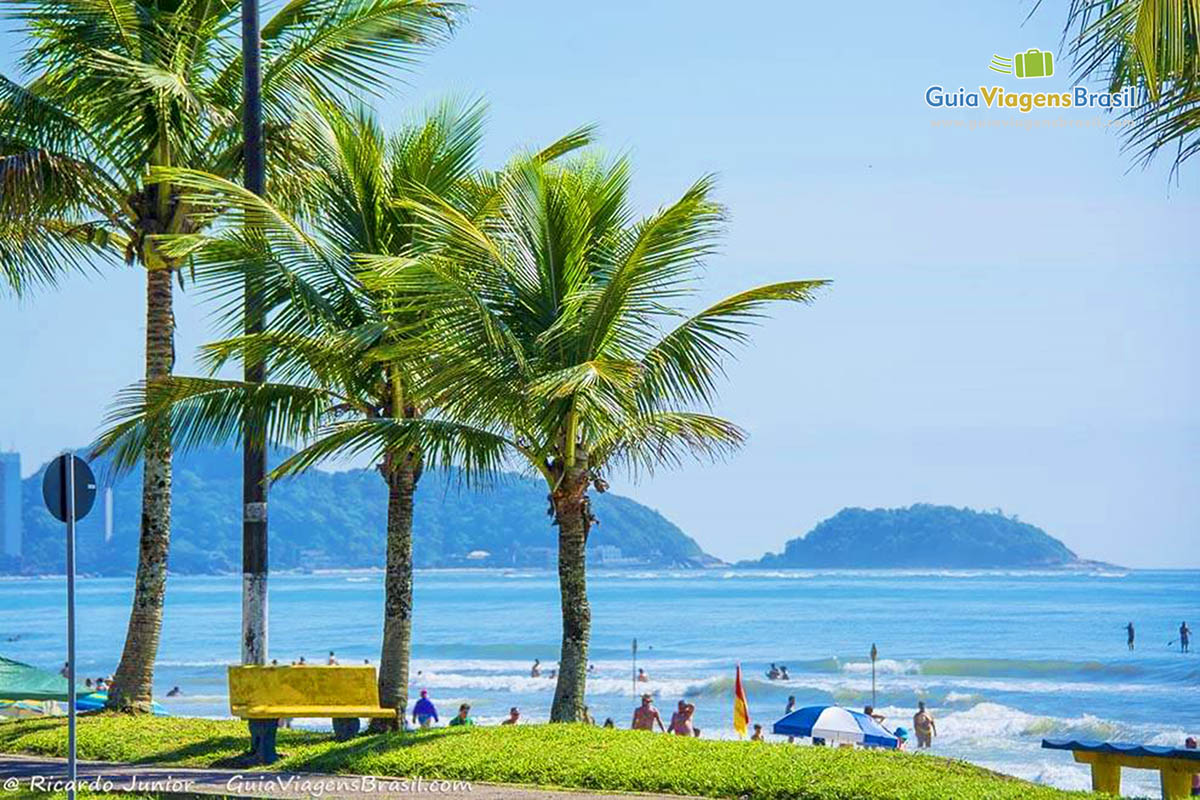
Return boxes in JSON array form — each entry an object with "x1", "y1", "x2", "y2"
[{"x1": 412, "y1": 689, "x2": 438, "y2": 728}]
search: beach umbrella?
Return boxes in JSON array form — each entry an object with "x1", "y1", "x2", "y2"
[{"x1": 772, "y1": 705, "x2": 899, "y2": 749}]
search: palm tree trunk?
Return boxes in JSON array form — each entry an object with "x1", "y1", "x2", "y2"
[
  {"x1": 370, "y1": 449, "x2": 420, "y2": 732},
  {"x1": 550, "y1": 473, "x2": 591, "y2": 722},
  {"x1": 107, "y1": 266, "x2": 173, "y2": 712}
]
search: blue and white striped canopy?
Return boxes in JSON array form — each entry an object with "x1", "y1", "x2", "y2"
[{"x1": 772, "y1": 705, "x2": 899, "y2": 749}]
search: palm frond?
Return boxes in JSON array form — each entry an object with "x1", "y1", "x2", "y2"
[
  {"x1": 93, "y1": 376, "x2": 344, "y2": 472},
  {"x1": 273, "y1": 416, "x2": 511, "y2": 482}
]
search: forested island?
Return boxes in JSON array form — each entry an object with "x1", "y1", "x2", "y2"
[
  {"x1": 6, "y1": 446, "x2": 715, "y2": 575},
  {"x1": 744, "y1": 504, "x2": 1091, "y2": 569}
]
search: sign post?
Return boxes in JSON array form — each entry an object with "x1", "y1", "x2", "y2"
[{"x1": 42, "y1": 453, "x2": 96, "y2": 800}]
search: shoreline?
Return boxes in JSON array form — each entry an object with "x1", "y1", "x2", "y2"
[{"x1": 1, "y1": 563, "x2": 1166, "y2": 580}]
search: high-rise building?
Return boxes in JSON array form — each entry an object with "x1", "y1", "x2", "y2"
[{"x1": 0, "y1": 452, "x2": 21, "y2": 558}]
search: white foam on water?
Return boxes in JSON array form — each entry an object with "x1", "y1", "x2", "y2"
[{"x1": 840, "y1": 658, "x2": 920, "y2": 676}]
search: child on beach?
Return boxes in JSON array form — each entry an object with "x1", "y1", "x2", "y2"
[{"x1": 750, "y1": 724, "x2": 764, "y2": 741}]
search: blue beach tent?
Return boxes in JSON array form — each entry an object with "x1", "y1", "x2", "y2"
[{"x1": 773, "y1": 705, "x2": 900, "y2": 749}]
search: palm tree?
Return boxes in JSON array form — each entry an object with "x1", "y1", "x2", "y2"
[
  {"x1": 1058, "y1": 0, "x2": 1200, "y2": 167},
  {"x1": 0, "y1": 0, "x2": 460, "y2": 711},
  {"x1": 97, "y1": 103, "x2": 592, "y2": 723},
  {"x1": 374, "y1": 156, "x2": 829, "y2": 721}
]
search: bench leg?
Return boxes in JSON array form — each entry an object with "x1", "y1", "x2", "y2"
[
  {"x1": 1088, "y1": 760, "x2": 1121, "y2": 796},
  {"x1": 333, "y1": 717, "x2": 361, "y2": 741},
  {"x1": 1160, "y1": 769, "x2": 1191, "y2": 800},
  {"x1": 248, "y1": 719, "x2": 279, "y2": 765}
]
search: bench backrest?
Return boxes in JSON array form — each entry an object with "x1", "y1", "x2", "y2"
[
  {"x1": 1043, "y1": 738, "x2": 1200, "y2": 762},
  {"x1": 228, "y1": 665, "x2": 380, "y2": 710}
]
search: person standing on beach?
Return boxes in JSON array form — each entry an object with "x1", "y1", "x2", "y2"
[
  {"x1": 750, "y1": 724, "x2": 765, "y2": 741},
  {"x1": 327, "y1": 651, "x2": 338, "y2": 665},
  {"x1": 669, "y1": 702, "x2": 695, "y2": 736},
  {"x1": 501, "y1": 707, "x2": 521, "y2": 725},
  {"x1": 1181, "y1": 622, "x2": 1192, "y2": 653},
  {"x1": 632, "y1": 693, "x2": 665, "y2": 731},
  {"x1": 1126, "y1": 622, "x2": 1135, "y2": 650},
  {"x1": 1183, "y1": 736, "x2": 1197, "y2": 796},
  {"x1": 913, "y1": 701, "x2": 937, "y2": 749},
  {"x1": 412, "y1": 689, "x2": 439, "y2": 728},
  {"x1": 449, "y1": 703, "x2": 473, "y2": 726},
  {"x1": 785, "y1": 695, "x2": 797, "y2": 743}
]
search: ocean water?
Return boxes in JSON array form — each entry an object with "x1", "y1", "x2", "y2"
[{"x1": 2, "y1": 568, "x2": 1197, "y2": 796}]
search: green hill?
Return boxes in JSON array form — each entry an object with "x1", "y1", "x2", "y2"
[
  {"x1": 745, "y1": 504, "x2": 1083, "y2": 569},
  {"x1": 7, "y1": 447, "x2": 714, "y2": 575}
]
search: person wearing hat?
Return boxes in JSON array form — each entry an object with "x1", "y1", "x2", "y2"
[
  {"x1": 411, "y1": 689, "x2": 439, "y2": 728},
  {"x1": 631, "y1": 693, "x2": 665, "y2": 731},
  {"x1": 893, "y1": 727, "x2": 909, "y2": 750}
]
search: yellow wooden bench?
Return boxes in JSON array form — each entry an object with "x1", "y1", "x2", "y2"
[
  {"x1": 228, "y1": 665, "x2": 397, "y2": 763},
  {"x1": 1043, "y1": 738, "x2": 1200, "y2": 799}
]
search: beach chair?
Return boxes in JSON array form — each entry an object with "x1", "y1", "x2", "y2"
[
  {"x1": 227, "y1": 665, "x2": 397, "y2": 764},
  {"x1": 1042, "y1": 738, "x2": 1200, "y2": 799}
]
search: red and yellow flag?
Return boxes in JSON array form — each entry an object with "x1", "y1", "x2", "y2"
[{"x1": 732, "y1": 663, "x2": 751, "y2": 737}]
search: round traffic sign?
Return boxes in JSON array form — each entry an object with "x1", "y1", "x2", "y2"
[{"x1": 42, "y1": 454, "x2": 97, "y2": 522}]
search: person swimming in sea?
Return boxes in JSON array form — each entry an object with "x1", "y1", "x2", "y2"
[
  {"x1": 766, "y1": 663, "x2": 780, "y2": 680},
  {"x1": 530, "y1": 659, "x2": 541, "y2": 678},
  {"x1": 1181, "y1": 621, "x2": 1192, "y2": 653},
  {"x1": 1125, "y1": 622, "x2": 1135, "y2": 650},
  {"x1": 637, "y1": 667, "x2": 649, "y2": 682},
  {"x1": 166, "y1": 686, "x2": 181, "y2": 697},
  {"x1": 779, "y1": 665, "x2": 790, "y2": 680}
]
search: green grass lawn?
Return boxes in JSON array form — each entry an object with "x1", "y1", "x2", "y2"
[{"x1": 0, "y1": 714, "x2": 1098, "y2": 800}]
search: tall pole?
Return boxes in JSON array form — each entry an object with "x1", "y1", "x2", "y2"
[
  {"x1": 241, "y1": 0, "x2": 268, "y2": 666},
  {"x1": 64, "y1": 453, "x2": 77, "y2": 800},
  {"x1": 631, "y1": 638, "x2": 637, "y2": 699},
  {"x1": 870, "y1": 642, "x2": 877, "y2": 709}
]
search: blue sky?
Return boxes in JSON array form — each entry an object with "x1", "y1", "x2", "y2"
[{"x1": 2, "y1": 1, "x2": 1197, "y2": 567}]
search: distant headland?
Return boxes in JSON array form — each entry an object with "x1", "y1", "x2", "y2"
[{"x1": 741, "y1": 504, "x2": 1111, "y2": 570}]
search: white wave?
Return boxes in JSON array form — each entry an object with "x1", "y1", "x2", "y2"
[
  {"x1": 942, "y1": 691, "x2": 984, "y2": 704},
  {"x1": 840, "y1": 658, "x2": 920, "y2": 676}
]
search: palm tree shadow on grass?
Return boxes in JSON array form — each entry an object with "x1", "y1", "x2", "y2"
[
  {"x1": 142, "y1": 734, "x2": 250, "y2": 767},
  {"x1": 280, "y1": 729, "x2": 461, "y2": 773}
]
